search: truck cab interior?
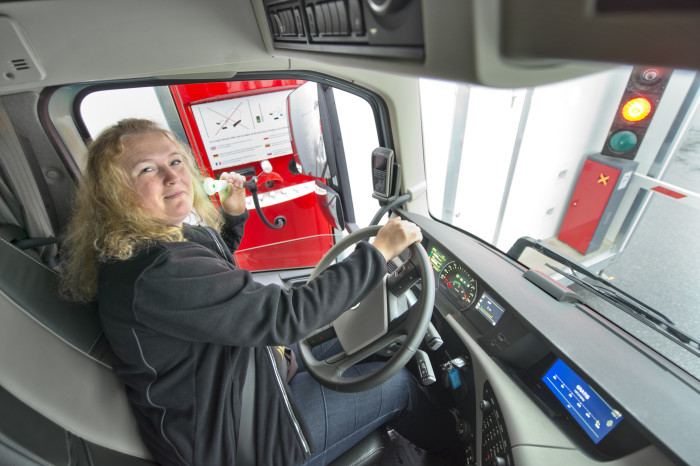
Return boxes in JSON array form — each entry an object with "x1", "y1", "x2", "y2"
[{"x1": 1, "y1": 1, "x2": 700, "y2": 465}]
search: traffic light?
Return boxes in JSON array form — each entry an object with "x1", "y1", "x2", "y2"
[{"x1": 601, "y1": 66, "x2": 671, "y2": 160}]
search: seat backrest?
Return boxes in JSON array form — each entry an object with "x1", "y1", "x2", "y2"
[{"x1": 0, "y1": 235, "x2": 154, "y2": 461}]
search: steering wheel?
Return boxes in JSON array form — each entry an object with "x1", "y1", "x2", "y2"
[{"x1": 297, "y1": 225, "x2": 435, "y2": 393}]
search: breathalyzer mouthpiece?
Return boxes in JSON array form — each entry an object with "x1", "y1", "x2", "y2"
[
  {"x1": 203, "y1": 178, "x2": 231, "y2": 196},
  {"x1": 260, "y1": 159, "x2": 273, "y2": 174}
]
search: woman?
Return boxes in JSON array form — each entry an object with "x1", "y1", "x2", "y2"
[{"x1": 60, "y1": 119, "x2": 459, "y2": 465}]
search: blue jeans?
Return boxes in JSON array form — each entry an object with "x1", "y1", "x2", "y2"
[{"x1": 289, "y1": 341, "x2": 456, "y2": 465}]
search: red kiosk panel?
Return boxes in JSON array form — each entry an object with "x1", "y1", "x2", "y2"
[
  {"x1": 170, "y1": 81, "x2": 335, "y2": 271},
  {"x1": 558, "y1": 159, "x2": 621, "y2": 254}
]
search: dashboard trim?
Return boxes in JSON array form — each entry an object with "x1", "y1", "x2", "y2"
[
  {"x1": 445, "y1": 314, "x2": 674, "y2": 466},
  {"x1": 400, "y1": 209, "x2": 700, "y2": 465}
]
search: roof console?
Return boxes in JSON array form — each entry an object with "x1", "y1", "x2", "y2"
[{"x1": 263, "y1": 0, "x2": 423, "y2": 59}]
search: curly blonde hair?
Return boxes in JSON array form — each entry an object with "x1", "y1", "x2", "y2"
[{"x1": 60, "y1": 118, "x2": 222, "y2": 303}]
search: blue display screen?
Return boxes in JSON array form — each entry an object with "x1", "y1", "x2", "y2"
[{"x1": 542, "y1": 359, "x2": 624, "y2": 444}]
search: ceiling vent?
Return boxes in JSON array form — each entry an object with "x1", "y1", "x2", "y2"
[{"x1": 1, "y1": 15, "x2": 45, "y2": 86}]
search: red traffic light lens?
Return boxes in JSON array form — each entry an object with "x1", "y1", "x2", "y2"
[{"x1": 621, "y1": 97, "x2": 652, "y2": 122}]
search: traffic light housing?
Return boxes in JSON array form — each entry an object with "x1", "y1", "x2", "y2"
[{"x1": 602, "y1": 66, "x2": 671, "y2": 160}]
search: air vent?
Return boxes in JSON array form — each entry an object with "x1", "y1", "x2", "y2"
[
  {"x1": 11, "y1": 58, "x2": 30, "y2": 71},
  {"x1": 0, "y1": 15, "x2": 45, "y2": 85}
]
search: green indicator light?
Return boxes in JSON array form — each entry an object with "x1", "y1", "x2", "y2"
[{"x1": 609, "y1": 130, "x2": 638, "y2": 153}]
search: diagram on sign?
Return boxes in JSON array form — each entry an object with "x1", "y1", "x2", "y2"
[
  {"x1": 192, "y1": 89, "x2": 294, "y2": 170},
  {"x1": 209, "y1": 102, "x2": 252, "y2": 136}
]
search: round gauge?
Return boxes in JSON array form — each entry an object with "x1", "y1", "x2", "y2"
[{"x1": 439, "y1": 262, "x2": 477, "y2": 308}]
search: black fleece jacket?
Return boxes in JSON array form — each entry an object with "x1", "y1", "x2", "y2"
[{"x1": 97, "y1": 211, "x2": 387, "y2": 466}]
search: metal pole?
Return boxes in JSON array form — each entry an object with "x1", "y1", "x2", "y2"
[
  {"x1": 493, "y1": 87, "x2": 534, "y2": 246},
  {"x1": 441, "y1": 84, "x2": 470, "y2": 223}
]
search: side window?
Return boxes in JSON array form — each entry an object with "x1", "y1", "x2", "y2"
[
  {"x1": 77, "y1": 79, "x2": 383, "y2": 271},
  {"x1": 80, "y1": 87, "x2": 171, "y2": 138}
]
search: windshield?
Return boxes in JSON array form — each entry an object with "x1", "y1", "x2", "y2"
[{"x1": 420, "y1": 67, "x2": 700, "y2": 378}]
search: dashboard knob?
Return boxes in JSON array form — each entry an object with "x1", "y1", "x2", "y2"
[
  {"x1": 489, "y1": 456, "x2": 506, "y2": 466},
  {"x1": 480, "y1": 400, "x2": 493, "y2": 413}
]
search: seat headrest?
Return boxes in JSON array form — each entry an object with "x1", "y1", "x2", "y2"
[{"x1": 0, "y1": 236, "x2": 115, "y2": 366}]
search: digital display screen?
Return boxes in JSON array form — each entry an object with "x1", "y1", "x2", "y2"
[
  {"x1": 429, "y1": 246, "x2": 447, "y2": 272},
  {"x1": 372, "y1": 154, "x2": 388, "y2": 170},
  {"x1": 542, "y1": 359, "x2": 623, "y2": 444},
  {"x1": 475, "y1": 292, "x2": 505, "y2": 326}
]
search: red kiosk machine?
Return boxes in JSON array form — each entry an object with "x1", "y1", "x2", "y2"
[
  {"x1": 558, "y1": 153, "x2": 637, "y2": 255},
  {"x1": 170, "y1": 80, "x2": 336, "y2": 271}
]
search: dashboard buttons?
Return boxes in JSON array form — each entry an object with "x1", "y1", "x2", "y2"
[{"x1": 482, "y1": 382, "x2": 513, "y2": 465}]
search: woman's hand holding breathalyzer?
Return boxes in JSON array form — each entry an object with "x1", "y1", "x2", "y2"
[
  {"x1": 372, "y1": 217, "x2": 422, "y2": 262},
  {"x1": 217, "y1": 172, "x2": 247, "y2": 216}
]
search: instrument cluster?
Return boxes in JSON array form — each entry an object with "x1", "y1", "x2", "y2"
[{"x1": 428, "y1": 245, "x2": 478, "y2": 311}]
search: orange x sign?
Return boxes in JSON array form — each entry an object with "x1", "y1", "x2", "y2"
[{"x1": 597, "y1": 173, "x2": 610, "y2": 186}]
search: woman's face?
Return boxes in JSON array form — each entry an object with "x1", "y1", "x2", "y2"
[{"x1": 120, "y1": 131, "x2": 194, "y2": 227}]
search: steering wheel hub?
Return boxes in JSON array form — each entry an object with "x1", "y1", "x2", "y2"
[{"x1": 298, "y1": 225, "x2": 435, "y2": 392}]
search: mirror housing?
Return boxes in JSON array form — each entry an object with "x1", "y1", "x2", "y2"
[
  {"x1": 287, "y1": 82, "x2": 330, "y2": 179},
  {"x1": 314, "y1": 180, "x2": 345, "y2": 231}
]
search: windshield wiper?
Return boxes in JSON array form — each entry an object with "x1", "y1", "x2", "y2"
[
  {"x1": 546, "y1": 263, "x2": 700, "y2": 358},
  {"x1": 509, "y1": 237, "x2": 700, "y2": 357},
  {"x1": 546, "y1": 263, "x2": 671, "y2": 323}
]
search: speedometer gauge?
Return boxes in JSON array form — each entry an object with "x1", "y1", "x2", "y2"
[{"x1": 439, "y1": 262, "x2": 477, "y2": 308}]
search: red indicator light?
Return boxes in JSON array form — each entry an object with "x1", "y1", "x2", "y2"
[{"x1": 621, "y1": 97, "x2": 652, "y2": 122}]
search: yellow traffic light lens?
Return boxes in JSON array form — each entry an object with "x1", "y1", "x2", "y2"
[{"x1": 621, "y1": 97, "x2": 652, "y2": 122}]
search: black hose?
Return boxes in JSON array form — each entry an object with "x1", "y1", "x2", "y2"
[{"x1": 244, "y1": 177, "x2": 286, "y2": 229}]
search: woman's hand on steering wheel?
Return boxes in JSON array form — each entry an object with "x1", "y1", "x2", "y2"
[
  {"x1": 299, "y1": 223, "x2": 434, "y2": 393},
  {"x1": 372, "y1": 218, "x2": 423, "y2": 261}
]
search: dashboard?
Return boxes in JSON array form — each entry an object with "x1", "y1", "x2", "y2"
[
  {"x1": 251, "y1": 209, "x2": 700, "y2": 465},
  {"x1": 400, "y1": 209, "x2": 700, "y2": 466},
  {"x1": 425, "y1": 238, "x2": 638, "y2": 462}
]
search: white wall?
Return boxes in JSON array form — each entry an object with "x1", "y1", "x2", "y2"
[
  {"x1": 421, "y1": 67, "x2": 635, "y2": 250},
  {"x1": 498, "y1": 68, "x2": 631, "y2": 249}
]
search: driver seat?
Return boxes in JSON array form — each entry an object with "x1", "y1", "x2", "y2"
[{"x1": 0, "y1": 233, "x2": 386, "y2": 465}]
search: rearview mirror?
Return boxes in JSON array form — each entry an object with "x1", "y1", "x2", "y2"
[{"x1": 287, "y1": 82, "x2": 329, "y2": 179}]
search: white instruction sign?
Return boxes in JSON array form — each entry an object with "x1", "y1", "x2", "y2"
[{"x1": 191, "y1": 89, "x2": 294, "y2": 169}]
